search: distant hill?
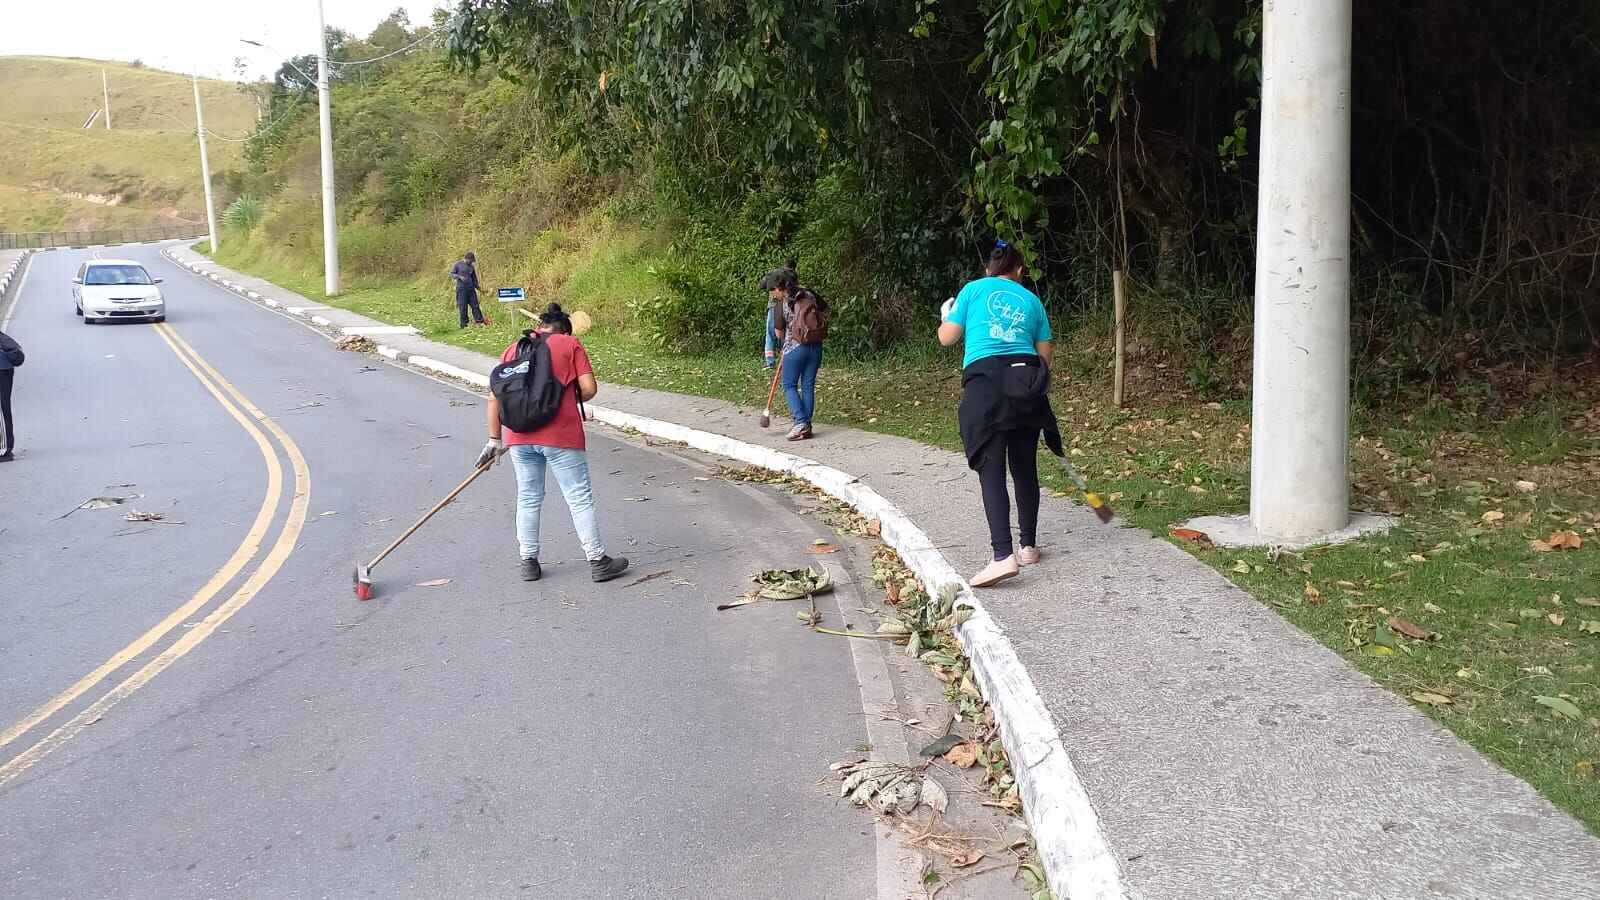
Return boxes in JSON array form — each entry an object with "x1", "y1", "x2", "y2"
[{"x1": 0, "y1": 56, "x2": 257, "y2": 233}]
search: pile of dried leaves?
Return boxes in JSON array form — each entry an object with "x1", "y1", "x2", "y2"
[
  {"x1": 872, "y1": 546, "x2": 1024, "y2": 814},
  {"x1": 832, "y1": 759, "x2": 947, "y2": 816},
  {"x1": 718, "y1": 465, "x2": 881, "y2": 537},
  {"x1": 335, "y1": 334, "x2": 377, "y2": 352},
  {"x1": 717, "y1": 566, "x2": 834, "y2": 613}
]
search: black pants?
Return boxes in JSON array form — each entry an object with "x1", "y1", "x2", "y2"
[
  {"x1": 975, "y1": 427, "x2": 1041, "y2": 559},
  {"x1": 457, "y1": 291, "x2": 485, "y2": 327},
  {"x1": 0, "y1": 368, "x2": 13, "y2": 455}
]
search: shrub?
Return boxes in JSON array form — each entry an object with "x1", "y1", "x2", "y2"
[
  {"x1": 634, "y1": 261, "x2": 759, "y2": 354},
  {"x1": 222, "y1": 195, "x2": 265, "y2": 232}
]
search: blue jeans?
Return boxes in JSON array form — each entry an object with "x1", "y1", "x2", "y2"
[
  {"x1": 510, "y1": 444, "x2": 606, "y2": 561},
  {"x1": 781, "y1": 343, "x2": 823, "y2": 428},
  {"x1": 763, "y1": 306, "x2": 778, "y2": 367}
]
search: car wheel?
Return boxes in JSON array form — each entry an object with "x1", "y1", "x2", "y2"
[
  {"x1": 82, "y1": 315, "x2": 95, "y2": 325},
  {"x1": 152, "y1": 315, "x2": 166, "y2": 323},
  {"x1": 75, "y1": 304, "x2": 82, "y2": 316}
]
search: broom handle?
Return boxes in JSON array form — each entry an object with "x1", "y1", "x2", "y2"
[
  {"x1": 366, "y1": 450, "x2": 503, "y2": 569},
  {"x1": 765, "y1": 355, "x2": 784, "y2": 408}
]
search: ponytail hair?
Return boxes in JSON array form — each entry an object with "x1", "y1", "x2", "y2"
[
  {"x1": 539, "y1": 302, "x2": 573, "y2": 334},
  {"x1": 984, "y1": 239, "x2": 1024, "y2": 278}
]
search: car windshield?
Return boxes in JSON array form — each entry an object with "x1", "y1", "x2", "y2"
[{"x1": 84, "y1": 265, "x2": 153, "y2": 286}]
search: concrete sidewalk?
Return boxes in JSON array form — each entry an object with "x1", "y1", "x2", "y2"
[{"x1": 164, "y1": 244, "x2": 1600, "y2": 900}]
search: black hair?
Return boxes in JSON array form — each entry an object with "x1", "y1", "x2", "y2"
[
  {"x1": 984, "y1": 241, "x2": 1024, "y2": 278},
  {"x1": 538, "y1": 302, "x2": 573, "y2": 334},
  {"x1": 759, "y1": 258, "x2": 800, "y2": 293},
  {"x1": 464, "y1": 250, "x2": 476, "y2": 262}
]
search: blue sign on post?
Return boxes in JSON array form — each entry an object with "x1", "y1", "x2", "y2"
[{"x1": 496, "y1": 287, "x2": 525, "y2": 303}]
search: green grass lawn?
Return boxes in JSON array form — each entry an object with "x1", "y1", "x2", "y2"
[{"x1": 211, "y1": 241, "x2": 1600, "y2": 832}]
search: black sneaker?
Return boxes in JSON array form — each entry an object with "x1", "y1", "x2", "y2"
[
  {"x1": 590, "y1": 555, "x2": 630, "y2": 583},
  {"x1": 520, "y1": 557, "x2": 542, "y2": 582}
]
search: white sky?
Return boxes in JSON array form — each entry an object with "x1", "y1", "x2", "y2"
[{"x1": 0, "y1": 1, "x2": 449, "y2": 80}]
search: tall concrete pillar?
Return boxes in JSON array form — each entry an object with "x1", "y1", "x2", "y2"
[{"x1": 1249, "y1": 0, "x2": 1353, "y2": 543}]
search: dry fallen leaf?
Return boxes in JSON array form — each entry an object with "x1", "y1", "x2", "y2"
[
  {"x1": 951, "y1": 850, "x2": 985, "y2": 868},
  {"x1": 1412, "y1": 691, "x2": 1453, "y2": 707},
  {"x1": 1577, "y1": 598, "x2": 1600, "y2": 608},
  {"x1": 415, "y1": 578, "x2": 451, "y2": 587},
  {"x1": 1515, "y1": 480, "x2": 1539, "y2": 493},
  {"x1": 1424, "y1": 602, "x2": 1444, "y2": 614},
  {"x1": 1549, "y1": 613, "x2": 1567, "y2": 627},
  {"x1": 1549, "y1": 531, "x2": 1583, "y2": 550},
  {"x1": 1230, "y1": 560, "x2": 1252, "y2": 575},
  {"x1": 943, "y1": 742, "x2": 982, "y2": 768},
  {"x1": 1530, "y1": 540, "x2": 1555, "y2": 553},
  {"x1": 1388, "y1": 616, "x2": 1433, "y2": 641},
  {"x1": 1580, "y1": 621, "x2": 1600, "y2": 635},
  {"x1": 1170, "y1": 527, "x2": 1215, "y2": 549},
  {"x1": 808, "y1": 543, "x2": 842, "y2": 555},
  {"x1": 1305, "y1": 582, "x2": 1324, "y2": 604},
  {"x1": 1481, "y1": 510, "x2": 1506, "y2": 525}
]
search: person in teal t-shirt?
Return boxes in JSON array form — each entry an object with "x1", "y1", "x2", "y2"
[
  {"x1": 943, "y1": 259, "x2": 1052, "y2": 367},
  {"x1": 937, "y1": 240, "x2": 1055, "y2": 588}
]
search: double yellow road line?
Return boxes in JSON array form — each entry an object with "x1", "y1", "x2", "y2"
[{"x1": 0, "y1": 322, "x2": 311, "y2": 787}]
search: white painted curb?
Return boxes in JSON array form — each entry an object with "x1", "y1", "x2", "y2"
[
  {"x1": 160, "y1": 245, "x2": 1127, "y2": 899},
  {"x1": 1, "y1": 250, "x2": 33, "y2": 316}
]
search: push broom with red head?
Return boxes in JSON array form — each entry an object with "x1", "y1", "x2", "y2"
[{"x1": 353, "y1": 449, "x2": 504, "y2": 600}]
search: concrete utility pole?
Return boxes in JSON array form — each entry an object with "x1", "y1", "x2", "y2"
[
  {"x1": 101, "y1": 69, "x2": 111, "y2": 129},
  {"x1": 1248, "y1": 0, "x2": 1353, "y2": 543},
  {"x1": 192, "y1": 71, "x2": 219, "y2": 253},
  {"x1": 316, "y1": 0, "x2": 341, "y2": 295}
]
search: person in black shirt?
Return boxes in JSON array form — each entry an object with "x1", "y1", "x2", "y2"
[{"x1": 450, "y1": 251, "x2": 488, "y2": 328}]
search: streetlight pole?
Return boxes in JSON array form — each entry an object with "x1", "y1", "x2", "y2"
[
  {"x1": 1248, "y1": 0, "x2": 1354, "y2": 543},
  {"x1": 316, "y1": 0, "x2": 340, "y2": 295},
  {"x1": 192, "y1": 71, "x2": 219, "y2": 253}
]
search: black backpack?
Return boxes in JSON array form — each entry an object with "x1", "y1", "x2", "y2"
[
  {"x1": 490, "y1": 330, "x2": 565, "y2": 432},
  {"x1": 0, "y1": 330, "x2": 22, "y2": 368}
]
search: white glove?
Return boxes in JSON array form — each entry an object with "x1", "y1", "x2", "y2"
[
  {"x1": 475, "y1": 438, "x2": 504, "y2": 470},
  {"x1": 939, "y1": 297, "x2": 957, "y2": 322}
]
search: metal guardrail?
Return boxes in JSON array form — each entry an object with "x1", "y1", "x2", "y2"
[{"x1": 0, "y1": 226, "x2": 206, "y2": 250}]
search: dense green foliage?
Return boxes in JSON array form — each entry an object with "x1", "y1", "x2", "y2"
[{"x1": 236, "y1": 2, "x2": 1600, "y2": 363}]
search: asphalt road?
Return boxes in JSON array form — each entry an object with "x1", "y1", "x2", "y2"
[{"x1": 0, "y1": 245, "x2": 887, "y2": 898}]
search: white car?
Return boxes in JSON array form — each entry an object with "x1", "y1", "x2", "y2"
[{"x1": 73, "y1": 259, "x2": 166, "y2": 324}]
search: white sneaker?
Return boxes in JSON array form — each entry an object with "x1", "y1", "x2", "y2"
[
  {"x1": 1018, "y1": 546, "x2": 1041, "y2": 566},
  {"x1": 970, "y1": 556, "x2": 1020, "y2": 588}
]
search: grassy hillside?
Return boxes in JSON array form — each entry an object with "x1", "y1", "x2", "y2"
[
  {"x1": 0, "y1": 57, "x2": 257, "y2": 134},
  {"x1": 0, "y1": 56, "x2": 255, "y2": 233}
]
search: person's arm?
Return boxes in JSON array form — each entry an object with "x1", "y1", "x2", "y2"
[
  {"x1": 1035, "y1": 340, "x2": 1053, "y2": 366},
  {"x1": 937, "y1": 293, "x2": 964, "y2": 346},
  {"x1": 476, "y1": 395, "x2": 505, "y2": 468},
  {"x1": 572, "y1": 341, "x2": 599, "y2": 402}
]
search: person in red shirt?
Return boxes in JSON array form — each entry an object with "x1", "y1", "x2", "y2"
[{"x1": 476, "y1": 304, "x2": 629, "y2": 583}]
